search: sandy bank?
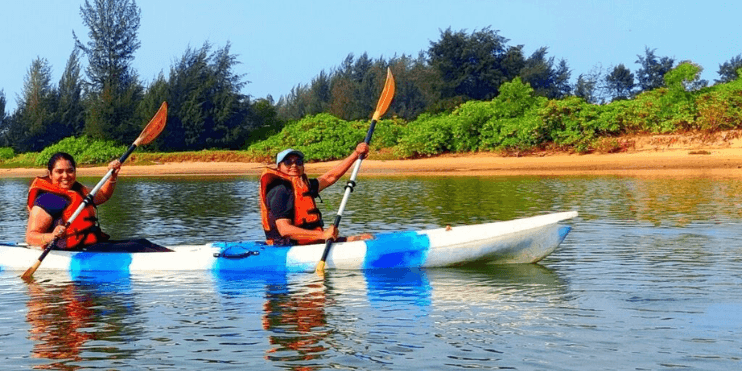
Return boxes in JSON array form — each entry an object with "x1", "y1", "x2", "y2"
[{"x1": 3, "y1": 133, "x2": 742, "y2": 178}]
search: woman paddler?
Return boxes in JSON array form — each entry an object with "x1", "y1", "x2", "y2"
[
  {"x1": 259, "y1": 143, "x2": 374, "y2": 246},
  {"x1": 25, "y1": 152, "x2": 169, "y2": 252}
]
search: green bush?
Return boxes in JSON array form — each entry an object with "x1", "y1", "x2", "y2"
[
  {"x1": 35, "y1": 136, "x2": 129, "y2": 167},
  {"x1": 477, "y1": 78, "x2": 548, "y2": 151},
  {"x1": 246, "y1": 113, "x2": 405, "y2": 162},
  {"x1": 694, "y1": 79, "x2": 742, "y2": 131},
  {"x1": 449, "y1": 100, "x2": 495, "y2": 152},
  {"x1": 395, "y1": 113, "x2": 455, "y2": 158},
  {"x1": 0, "y1": 147, "x2": 14, "y2": 161},
  {"x1": 369, "y1": 117, "x2": 406, "y2": 149}
]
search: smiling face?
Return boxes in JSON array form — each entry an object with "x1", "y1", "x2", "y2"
[
  {"x1": 278, "y1": 154, "x2": 304, "y2": 177},
  {"x1": 49, "y1": 159, "x2": 76, "y2": 190}
]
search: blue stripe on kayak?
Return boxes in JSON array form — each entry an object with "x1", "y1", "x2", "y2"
[
  {"x1": 70, "y1": 252, "x2": 133, "y2": 274},
  {"x1": 557, "y1": 225, "x2": 571, "y2": 244},
  {"x1": 212, "y1": 242, "x2": 290, "y2": 273},
  {"x1": 363, "y1": 231, "x2": 430, "y2": 269}
]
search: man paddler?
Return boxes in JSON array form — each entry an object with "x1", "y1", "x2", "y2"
[{"x1": 259, "y1": 143, "x2": 374, "y2": 245}]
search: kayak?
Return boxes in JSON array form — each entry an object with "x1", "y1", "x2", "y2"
[{"x1": 0, "y1": 211, "x2": 577, "y2": 275}]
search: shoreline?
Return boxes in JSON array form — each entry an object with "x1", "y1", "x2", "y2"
[
  {"x1": 3, "y1": 147, "x2": 742, "y2": 179},
  {"x1": 3, "y1": 133, "x2": 742, "y2": 178}
]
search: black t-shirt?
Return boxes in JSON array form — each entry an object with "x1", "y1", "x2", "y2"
[
  {"x1": 265, "y1": 178, "x2": 321, "y2": 222},
  {"x1": 33, "y1": 192, "x2": 69, "y2": 220}
]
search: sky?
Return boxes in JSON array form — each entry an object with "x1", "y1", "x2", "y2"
[{"x1": 2, "y1": 0, "x2": 741, "y2": 113}]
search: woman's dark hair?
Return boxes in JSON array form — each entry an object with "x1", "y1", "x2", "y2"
[{"x1": 47, "y1": 152, "x2": 76, "y2": 172}]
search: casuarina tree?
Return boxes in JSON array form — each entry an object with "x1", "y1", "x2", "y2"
[{"x1": 73, "y1": 0, "x2": 144, "y2": 143}]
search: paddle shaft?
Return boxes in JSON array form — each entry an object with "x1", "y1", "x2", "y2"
[
  {"x1": 315, "y1": 70, "x2": 393, "y2": 273},
  {"x1": 318, "y1": 123, "x2": 376, "y2": 264}
]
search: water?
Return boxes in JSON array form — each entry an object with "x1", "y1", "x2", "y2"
[{"x1": 1, "y1": 175, "x2": 742, "y2": 369}]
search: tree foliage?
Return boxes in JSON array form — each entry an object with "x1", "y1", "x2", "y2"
[
  {"x1": 574, "y1": 73, "x2": 598, "y2": 104},
  {"x1": 57, "y1": 50, "x2": 86, "y2": 138},
  {"x1": 605, "y1": 64, "x2": 635, "y2": 101},
  {"x1": 15, "y1": 58, "x2": 60, "y2": 152},
  {"x1": 716, "y1": 54, "x2": 742, "y2": 84},
  {"x1": 75, "y1": 0, "x2": 144, "y2": 143},
  {"x1": 163, "y1": 42, "x2": 250, "y2": 150},
  {"x1": 278, "y1": 53, "x2": 398, "y2": 122},
  {"x1": 0, "y1": 90, "x2": 5, "y2": 123},
  {"x1": 519, "y1": 47, "x2": 571, "y2": 99},
  {"x1": 74, "y1": 0, "x2": 141, "y2": 91},
  {"x1": 634, "y1": 47, "x2": 675, "y2": 92},
  {"x1": 278, "y1": 28, "x2": 572, "y2": 122},
  {"x1": 428, "y1": 27, "x2": 512, "y2": 101}
]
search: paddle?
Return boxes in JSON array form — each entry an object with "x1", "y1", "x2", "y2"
[
  {"x1": 316, "y1": 68, "x2": 395, "y2": 274},
  {"x1": 21, "y1": 101, "x2": 168, "y2": 280}
]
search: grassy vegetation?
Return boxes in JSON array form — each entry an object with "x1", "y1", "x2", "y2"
[
  {"x1": 132, "y1": 150, "x2": 261, "y2": 164},
  {"x1": 0, "y1": 152, "x2": 37, "y2": 168}
]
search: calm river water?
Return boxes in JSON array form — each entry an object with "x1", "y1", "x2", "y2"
[{"x1": 1, "y1": 175, "x2": 741, "y2": 370}]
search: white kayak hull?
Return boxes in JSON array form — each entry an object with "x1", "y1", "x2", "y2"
[{"x1": 0, "y1": 211, "x2": 577, "y2": 275}]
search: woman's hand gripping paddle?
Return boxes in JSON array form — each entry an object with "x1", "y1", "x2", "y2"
[
  {"x1": 316, "y1": 68, "x2": 395, "y2": 275},
  {"x1": 21, "y1": 102, "x2": 168, "y2": 280}
]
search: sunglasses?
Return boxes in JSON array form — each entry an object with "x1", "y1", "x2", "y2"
[{"x1": 282, "y1": 157, "x2": 304, "y2": 166}]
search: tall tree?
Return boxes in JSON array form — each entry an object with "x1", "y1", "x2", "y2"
[
  {"x1": 552, "y1": 59, "x2": 572, "y2": 98},
  {"x1": 354, "y1": 56, "x2": 387, "y2": 120},
  {"x1": 519, "y1": 47, "x2": 571, "y2": 99},
  {"x1": 17, "y1": 58, "x2": 59, "y2": 152},
  {"x1": 74, "y1": 0, "x2": 141, "y2": 91},
  {"x1": 74, "y1": 0, "x2": 143, "y2": 142},
  {"x1": 500, "y1": 45, "x2": 527, "y2": 81},
  {"x1": 574, "y1": 73, "x2": 599, "y2": 104},
  {"x1": 387, "y1": 53, "x2": 438, "y2": 119},
  {"x1": 57, "y1": 50, "x2": 86, "y2": 137},
  {"x1": 137, "y1": 73, "x2": 170, "y2": 150},
  {"x1": 307, "y1": 70, "x2": 331, "y2": 116},
  {"x1": 330, "y1": 54, "x2": 356, "y2": 114},
  {"x1": 166, "y1": 42, "x2": 249, "y2": 150},
  {"x1": 635, "y1": 47, "x2": 675, "y2": 92},
  {"x1": 245, "y1": 97, "x2": 284, "y2": 147},
  {"x1": 716, "y1": 54, "x2": 742, "y2": 84},
  {"x1": 0, "y1": 90, "x2": 7, "y2": 147},
  {"x1": 428, "y1": 27, "x2": 510, "y2": 101},
  {"x1": 277, "y1": 84, "x2": 309, "y2": 121},
  {"x1": 605, "y1": 64, "x2": 635, "y2": 101},
  {"x1": 0, "y1": 90, "x2": 5, "y2": 126},
  {"x1": 0, "y1": 113, "x2": 26, "y2": 151}
]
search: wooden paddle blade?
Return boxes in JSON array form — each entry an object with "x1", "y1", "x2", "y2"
[
  {"x1": 21, "y1": 260, "x2": 42, "y2": 280},
  {"x1": 372, "y1": 68, "x2": 395, "y2": 121},
  {"x1": 134, "y1": 101, "x2": 168, "y2": 146},
  {"x1": 315, "y1": 260, "x2": 326, "y2": 274}
]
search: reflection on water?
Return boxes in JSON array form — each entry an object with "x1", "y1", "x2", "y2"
[
  {"x1": 22, "y1": 275, "x2": 138, "y2": 369},
  {"x1": 262, "y1": 276, "x2": 328, "y2": 368},
  {"x1": 26, "y1": 280, "x2": 95, "y2": 364},
  {"x1": 2, "y1": 175, "x2": 742, "y2": 369}
]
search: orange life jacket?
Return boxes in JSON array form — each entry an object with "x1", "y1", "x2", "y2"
[
  {"x1": 259, "y1": 168, "x2": 323, "y2": 245},
  {"x1": 27, "y1": 176, "x2": 108, "y2": 249}
]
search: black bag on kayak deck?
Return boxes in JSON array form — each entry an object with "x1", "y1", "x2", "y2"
[{"x1": 79, "y1": 239, "x2": 172, "y2": 253}]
